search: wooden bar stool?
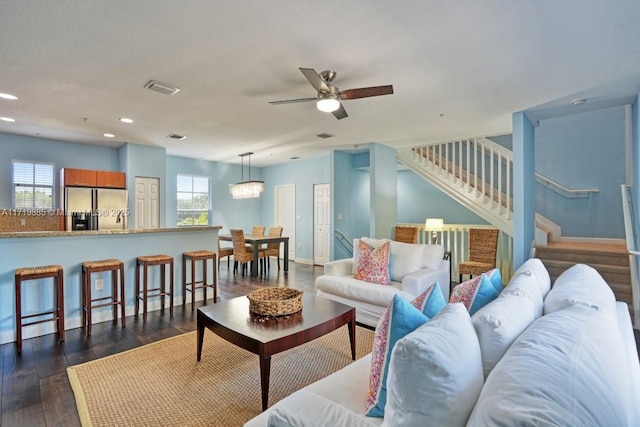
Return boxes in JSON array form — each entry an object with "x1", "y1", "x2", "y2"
[
  {"x1": 183, "y1": 250, "x2": 217, "y2": 310},
  {"x1": 136, "y1": 255, "x2": 174, "y2": 321},
  {"x1": 82, "y1": 259, "x2": 126, "y2": 336},
  {"x1": 15, "y1": 264, "x2": 64, "y2": 353}
]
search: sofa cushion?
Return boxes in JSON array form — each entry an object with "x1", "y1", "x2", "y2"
[
  {"x1": 471, "y1": 291, "x2": 537, "y2": 378},
  {"x1": 421, "y1": 244, "x2": 445, "y2": 270},
  {"x1": 316, "y1": 275, "x2": 410, "y2": 309},
  {"x1": 512, "y1": 257, "x2": 551, "y2": 297},
  {"x1": 365, "y1": 295, "x2": 429, "y2": 417},
  {"x1": 501, "y1": 270, "x2": 544, "y2": 318},
  {"x1": 388, "y1": 241, "x2": 424, "y2": 281},
  {"x1": 467, "y1": 304, "x2": 630, "y2": 426},
  {"x1": 450, "y1": 273, "x2": 500, "y2": 315},
  {"x1": 354, "y1": 240, "x2": 391, "y2": 285},
  {"x1": 544, "y1": 263, "x2": 617, "y2": 316},
  {"x1": 383, "y1": 303, "x2": 484, "y2": 427},
  {"x1": 266, "y1": 390, "x2": 373, "y2": 427}
]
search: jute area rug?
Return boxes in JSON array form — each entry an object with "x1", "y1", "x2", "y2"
[{"x1": 67, "y1": 326, "x2": 374, "y2": 427}]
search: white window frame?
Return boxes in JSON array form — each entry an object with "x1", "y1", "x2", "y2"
[
  {"x1": 176, "y1": 174, "x2": 211, "y2": 226},
  {"x1": 12, "y1": 160, "x2": 55, "y2": 209}
]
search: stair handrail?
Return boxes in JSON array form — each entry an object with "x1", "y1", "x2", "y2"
[
  {"x1": 334, "y1": 229, "x2": 353, "y2": 258},
  {"x1": 535, "y1": 173, "x2": 598, "y2": 199},
  {"x1": 621, "y1": 184, "x2": 639, "y2": 326}
]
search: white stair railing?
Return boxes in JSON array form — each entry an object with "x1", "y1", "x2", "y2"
[
  {"x1": 398, "y1": 137, "x2": 514, "y2": 236},
  {"x1": 621, "y1": 184, "x2": 639, "y2": 326}
]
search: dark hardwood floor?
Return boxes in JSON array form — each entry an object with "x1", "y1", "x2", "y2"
[{"x1": 0, "y1": 261, "x2": 324, "y2": 427}]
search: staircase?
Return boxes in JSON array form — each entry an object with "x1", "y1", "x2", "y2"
[
  {"x1": 397, "y1": 137, "x2": 514, "y2": 236},
  {"x1": 534, "y1": 242, "x2": 633, "y2": 318},
  {"x1": 398, "y1": 137, "x2": 635, "y2": 321}
]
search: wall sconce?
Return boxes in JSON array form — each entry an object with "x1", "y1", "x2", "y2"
[{"x1": 425, "y1": 218, "x2": 444, "y2": 244}]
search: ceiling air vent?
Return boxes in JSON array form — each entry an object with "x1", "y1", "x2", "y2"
[
  {"x1": 316, "y1": 133, "x2": 334, "y2": 139},
  {"x1": 167, "y1": 134, "x2": 186, "y2": 140},
  {"x1": 144, "y1": 80, "x2": 180, "y2": 96}
]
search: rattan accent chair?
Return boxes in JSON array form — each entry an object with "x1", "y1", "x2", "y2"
[
  {"x1": 264, "y1": 226, "x2": 283, "y2": 270},
  {"x1": 394, "y1": 226, "x2": 419, "y2": 244},
  {"x1": 458, "y1": 228, "x2": 500, "y2": 282},
  {"x1": 231, "y1": 229, "x2": 265, "y2": 275}
]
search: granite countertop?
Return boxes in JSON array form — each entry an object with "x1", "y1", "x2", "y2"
[{"x1": 0, "y1": 226, "x2": 222, "y2": 239}]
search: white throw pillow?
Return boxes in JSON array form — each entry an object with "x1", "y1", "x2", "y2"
[
  {"x1": 511, "y1": 258, "x2": 551, "y2": 298},
  {"x1": 471, "y1": 292, "x2": 537, "y2": 378},
  {"x1": 501, "y1": 271, "x2": 544, "y2": 318},
  {"x1": 383, "y1": 303, "x2": 484, "y2": 427},
  {"x1": 544, "y1": 263, "x2": 617, "y2": 316},
  {"x1": 388, "y1": 241, "x2": 424, "y2": 281},
  {"x1": 421, "y1": 244, "x2": 445, "y2": 270},
  {"x1": 467, "y1": 304, "x2": 629, "y2": 426}
]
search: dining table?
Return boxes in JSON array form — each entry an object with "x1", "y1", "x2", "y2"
[{"x1": 218, "y1": 233, "x2": 289, "y2": 278}]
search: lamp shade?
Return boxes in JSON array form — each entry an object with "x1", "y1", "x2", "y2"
[{"x1": 425, "y1": 218, "x2": 444, "y2": 231}]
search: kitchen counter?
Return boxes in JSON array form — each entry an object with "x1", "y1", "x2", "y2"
[
  {"x1": 0, "y1": 226, "x2": 221, "y2": 239},
  {"x1": 0, "y1": 225, "x2": 222, "y2": 346}
]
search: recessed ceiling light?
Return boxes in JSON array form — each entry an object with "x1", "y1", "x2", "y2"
[
  {"x1": 0, "y1": 117, "x2": 15, "y2": 122},
  {"x1": 119, "y1": 117, "x2": 134, "y2": 123},
  {"x1": 0, "y1": 93, "x2": 18, "y2": 100},
  {"x1": 570, "y1": 99, "x2": 586, "y2": 106},
  {"x1": 103, "y1": 133, "x2": 115, "y2": 138}
]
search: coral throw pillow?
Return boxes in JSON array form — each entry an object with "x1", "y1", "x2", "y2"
[
  {"x1": 354, "y1": 240, "x2": 391, "y2": 285},
  {"x1": 450, "y1": 273, "x2": 500, "y2": 315},
  {"x1": 366, "y1": 295, "x2": 429, "y2": 417}
]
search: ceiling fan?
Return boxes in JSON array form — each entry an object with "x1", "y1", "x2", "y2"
[{"x1": 268, "y1": 68, "x2": 394, "y2": 120}]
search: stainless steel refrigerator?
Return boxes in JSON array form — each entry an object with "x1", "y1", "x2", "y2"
[{"x1": 65, "y1": 187, "x2": 128, "y2": 231}]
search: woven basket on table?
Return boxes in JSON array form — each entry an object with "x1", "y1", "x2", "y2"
[{"x1": 247, "y1": 288, "x2": 303, "y2": 317}]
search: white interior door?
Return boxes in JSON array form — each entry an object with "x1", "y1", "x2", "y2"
[
  {"x1": 135, "y1": 177, "x2": 160, "y2": 229},
  {"x1": 275, "y1": 184, "x2": 296, "y2": 261},
  {"x1": 314, "y1": 184, "x2": 330, "y2": 265}
]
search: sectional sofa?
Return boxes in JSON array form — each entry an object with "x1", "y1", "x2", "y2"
[{"x1": 245, "y1": 259, "x2": 640, "y2": 426}]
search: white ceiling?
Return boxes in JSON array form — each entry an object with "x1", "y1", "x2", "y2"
[{"x1": 1, "y1": 1, "x2": 640, "y2": 167}]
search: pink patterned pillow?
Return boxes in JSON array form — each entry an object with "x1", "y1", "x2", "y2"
[
  {"x1": 354, "y1": 240, "x2": 391, "y2": 285},
  {"x1": 450, "y1": 273, "x2": 500, "y2": 315}
]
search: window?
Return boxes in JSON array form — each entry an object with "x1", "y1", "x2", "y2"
[
  {"x1": 177, "y1": 174, "x2": 210, "y2": 226},
  {"x1": 12, "y1": 160, "x2": 55, "y2": 209}
]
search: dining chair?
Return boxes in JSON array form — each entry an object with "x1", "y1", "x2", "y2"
[
  {"x1": 264, "y1": 226, "x2": 283, "y2": 270},
  {"x1": 458, "y1": 228, "x2": 500, "y2": 283},
  {"x1": 230, "y1": 229, "x2": 265, "y2": 275},
  {"x1": 218, "y1": 238, "x2": 234, "y2": 270}
]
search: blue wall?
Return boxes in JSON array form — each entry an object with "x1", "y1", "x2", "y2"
[
  {"x1": 535, "y1": 105, "x2": 626, "y2": 238},
  {"x1": 0, "y1": 133, "x2": 120, "y2": 208}
]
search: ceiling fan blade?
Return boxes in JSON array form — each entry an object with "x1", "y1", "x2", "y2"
[
  {"x1": 268, "y1": 97, "x2": 317, "y2": 105},
  {"x1": 339, "y1": 85, "x2": 394, "y2": 100},
  {"x1": 299, "y1": 68, "x2": 330, "y2": 93},
  {"x1": 332, "y1": 103, "x2": 348, "y2": 120}
]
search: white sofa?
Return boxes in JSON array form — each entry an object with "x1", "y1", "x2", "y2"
[
  {"x1": 245, "y1": 259, "x2": 640, "y2": 427},
  {"x1": 315, "y1": 238, "x2": 450, "y2": 328}
]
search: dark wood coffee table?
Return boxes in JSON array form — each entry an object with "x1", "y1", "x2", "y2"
[{"x1": 196, "y1": 292, "x2": 356, "y2": 410}]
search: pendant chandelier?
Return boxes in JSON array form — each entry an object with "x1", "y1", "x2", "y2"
[{"x1": 229, "y1": 152, "x2": 264, "y2": 199}]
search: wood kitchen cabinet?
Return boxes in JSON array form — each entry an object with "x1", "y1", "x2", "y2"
[
  {"x1": 96, "y1": 171, "x2": 126, "y2": 189},
  {"x1": 61, "y1": 168, "x2": 126, "y2": 189},
  {"x1": 61, "y1": 168, "x2": 96, "y2": 187}
]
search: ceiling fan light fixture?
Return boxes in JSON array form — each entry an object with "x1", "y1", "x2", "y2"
[{"x1": 317, "y1": 94, "x2": 340, "y2": 113}]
